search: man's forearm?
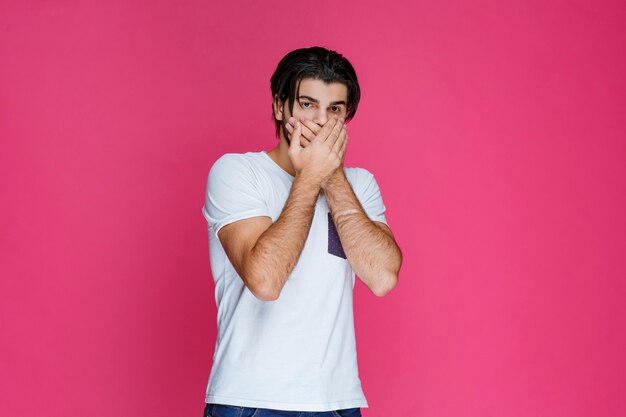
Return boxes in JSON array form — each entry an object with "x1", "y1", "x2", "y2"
[
  {"x1": 248, "y1": 174, "x2": 320, "y2": 299},
  {"x1": 322, "y1": 171, "x2": 402, "y2": 296}
]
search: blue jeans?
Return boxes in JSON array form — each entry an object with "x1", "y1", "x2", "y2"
[{"x1": 204, "y1": 403, "x2": 362, "y2": 417}]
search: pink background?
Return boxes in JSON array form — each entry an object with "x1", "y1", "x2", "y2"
[{"x1": 2, "y1": 1, "x2": 625, "y2": 416}]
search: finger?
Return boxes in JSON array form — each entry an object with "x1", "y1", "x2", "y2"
[
  {"x1": 296, "y1": 121, "x2": 316, "y2": 143},
  {"x1": 339, "y1": 130, "x2": 348, "y2": 160},
  {"x1": 299, "y1": 116, "x2": 322, "y2": 136},
  {"x1": 332, "y1": 124, "x2": 346, "y2": 155},
  {"x1": 313, "y1": 117, "x2": 338, "y2": 143},
  {"x1": 286, "y1": 122, "x2": 311, "y2": 146},
  {"x1": 289, "y1": 121, "x2": 302, "y2": 150},
  {"x1": 287, "y1": 117, "x2": 315, "y2": 142},
  {"x1": 325, "y1": 117, "x2": 344, "y2": 148},
  {"x1": 302, "y1": 124, "x2": 316, "y2": 141}
]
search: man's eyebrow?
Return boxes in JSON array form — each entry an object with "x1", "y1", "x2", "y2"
[{"x1": 298, "y1": 95, "x2": 346, "y2": 106}]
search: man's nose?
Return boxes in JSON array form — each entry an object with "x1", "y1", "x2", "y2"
[{"x1": 313, "y1": 111, "x2": 328, "y2": 126}]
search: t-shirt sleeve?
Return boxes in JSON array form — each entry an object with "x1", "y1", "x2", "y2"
[
  {"x1": 202, "y1": 154, "x2": 272, "y2": 238},
  {"x1": 356, "y1": 168, "x2": 389, "y2": 225}
]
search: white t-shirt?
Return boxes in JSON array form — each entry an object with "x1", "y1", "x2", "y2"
[{"x1": 201, "y1": 150, "x2": 388, "y2": 412}]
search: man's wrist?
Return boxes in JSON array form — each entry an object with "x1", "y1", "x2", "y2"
[
  {"x1": 294, "y1": 170, "x2": 324, "y2": 195},
  {"x1": 321, "y1": 168, "x2": 346, "y2": 191}
]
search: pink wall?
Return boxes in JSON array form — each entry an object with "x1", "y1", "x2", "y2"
[{"x1": 2, "y1": 1, "x2": 625, "y2": 416}]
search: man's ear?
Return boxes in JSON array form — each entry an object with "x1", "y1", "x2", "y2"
[{"x1": 273, "y1": 94, "x2": 286, "y2": 121}]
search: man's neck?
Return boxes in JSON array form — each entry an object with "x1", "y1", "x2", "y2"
[{"x1": 266, "y1": 139, "x2": 296, "y2": 177}]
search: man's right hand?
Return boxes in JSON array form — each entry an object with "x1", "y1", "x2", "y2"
[{"x1": 287, "y1": 116, "x2": 345, "y2": 187}]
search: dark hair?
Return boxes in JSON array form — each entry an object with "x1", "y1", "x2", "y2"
[{"x1": 270, "y1": 46, "x2": 361, "y2": 139}]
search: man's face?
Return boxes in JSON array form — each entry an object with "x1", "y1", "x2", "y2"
[{"x1": 275, "y1": 78, "x2": 348, "y2": 146}]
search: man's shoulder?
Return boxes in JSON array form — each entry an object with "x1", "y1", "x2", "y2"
[
  {"x1": 344, "y1": 166, "x2": 375, "y2": 184},
  {"x1": 210, "y1": 151, "x2": 264, "y2": 174},
  {"x1": 206, "y1": 151, "x2": 268, "y2": 200},
  {"x1": 213, "y1": 150, "x2": 263, "y2": 164}
]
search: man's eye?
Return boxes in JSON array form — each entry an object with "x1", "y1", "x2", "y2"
[{"x1": 301, "y1": 102, "x2": 341, "y2": 112}]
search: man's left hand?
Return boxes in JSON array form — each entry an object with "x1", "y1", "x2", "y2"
[{"x1": 286, "y1": 116, "x2": 348, "y2": 186}]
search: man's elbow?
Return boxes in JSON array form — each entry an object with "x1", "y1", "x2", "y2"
[
  {"x1": 373, "y1": 272, "x2": 399, "y2": 297},
  {"x1": 252, "y1": 288, "x2": 280, "y2": 301},
  {"x1": 246, "y1": 273, "x2": 283, "y2": 301},
  {"x1": 248, "y1": 280, "x2": 281, "y2": 301}
]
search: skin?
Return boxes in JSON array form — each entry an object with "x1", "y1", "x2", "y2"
[{"x1": 217, "y1": 78, "x2": 401, "y2": 300}]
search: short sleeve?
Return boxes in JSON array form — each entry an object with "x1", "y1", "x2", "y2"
[
  {"x1": 356, "y1": 168, "x2": 388, "y2": 225},
  {"x1": 201, "y1": 153, "x2": 271, "y2": 238}
]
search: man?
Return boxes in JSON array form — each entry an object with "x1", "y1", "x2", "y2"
[{"x1": 201, "y1": 46, "x2": 402, "y2": 417}]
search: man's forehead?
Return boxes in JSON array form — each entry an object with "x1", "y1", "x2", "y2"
[{"x1": 297, "y1": 78, "x2": 347, "y2": 102}]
